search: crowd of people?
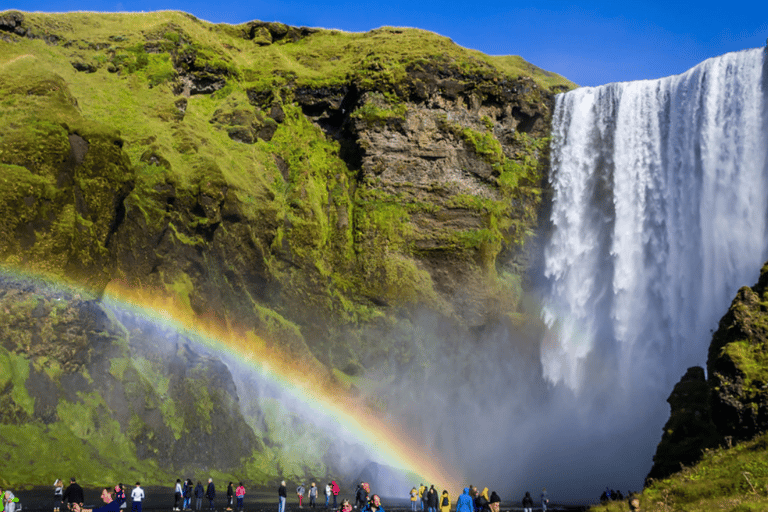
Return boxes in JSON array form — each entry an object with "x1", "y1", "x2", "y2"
[
  {"x1": 408, "y1": 485, "x2": 548, "y2": 512},
  {"x1": 3, "y1": 477, "x2": 556, "y2": 512}
]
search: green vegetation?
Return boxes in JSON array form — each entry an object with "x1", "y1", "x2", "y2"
[{"x1": 590, "y1": 432, "x2": 768, "y2": 512}]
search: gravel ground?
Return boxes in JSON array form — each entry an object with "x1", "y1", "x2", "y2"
[{"x1": 7, "y1": 488, "x2": 588, "y2": 512}]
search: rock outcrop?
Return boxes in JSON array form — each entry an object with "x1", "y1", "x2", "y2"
[{"x1": 648, "y1": 261, "x2": 768, "y2": 482}]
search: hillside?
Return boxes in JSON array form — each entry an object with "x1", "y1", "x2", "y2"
[{"x1": 0, "y1": 10, "x2": 574, "y2": 488}]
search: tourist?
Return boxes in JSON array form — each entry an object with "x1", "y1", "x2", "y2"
[
  {"x1": 117, "y1": 484, "x2": 127, "y2": 510},
  {"x1": 331, "y1": 481, "x2": 339, "y2": 509},
  {"x1": 454, "y1": 489, "x2": 473, "y2": 512},
  {"x1": 426, "y1": 486, "x2": 437, "y2": 512},
  {"x1": 4, "y1": 490, "x2": 17, "y2": 512},
  {"x1": 474, "y1": 488, "x2": 489, "y2": 512},
  {"x1": 72, "y1": 488, "x2": 120, "y2": 512},
  {"x1": 235, "y1": 483, "x2": 245, "y2": 512},
  {"x1": 521, "y1": 492, "x2": 533, "y2": 512},
  {"x1": 339, "y1": 500, "x2": 352, "y2": 512},
  {"x1": 297, "y1": 483, "x2": 305, "y2": 509},
  {"x1": 54, "y1": 479, "x2": 64, "y2": 512},
  {"x1": 325, "y1": 484, "x2": 331, "y2": 509},
  {"x1": 360, "y1": 495, "x2": 383, "y2": 512},
  {"x1": 63, "y1": 478, "x2": 85, "y2": 509},
  {"x1": 227, "y1": 482, "x2": 234, "y2": 511},
  {"x1": 488, "y1": 492, "x2": 500, "y2": 512},
  {"x1": 195, "y1": 482, "x2": 205, "y2": 512},
  {"x1": 175, "y1": 479, "x2": 183, "y2": 511},
  {"x1": 308, "y1": 483, "x2": 317, "y2": 508},
  {"x1": 206, "y1": 479, "x2": 216, "y2": 511},
  {"x1": 439, "y1": 491, "x2": 450, "y2": 512},
  {"x1": 421, "y1": 486, "x2": 428, "y2": 512},
  {"x1": 131, "y1": 482, "x2": 145, "y2": 512},
  {"x1": 278, "y1": 481, "x2": 287, "y2": 512},
  {"x1": 183, "y1": 480, "x2": 192, "y2": 511},
  {"x1": 409, "y1": 488, "x2": 418, "y2": 512},
  {"x1": 540, "y1": 488, "x2": 548, "y2": 512}
]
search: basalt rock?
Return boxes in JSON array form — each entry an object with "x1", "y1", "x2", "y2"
[{"x1": 649, "y1": 260, "x2": 768, "y2": 482}]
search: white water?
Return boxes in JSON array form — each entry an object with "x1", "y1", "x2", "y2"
[{"x1": 543, "y1": 47, "x2": 768, "y2": 395}]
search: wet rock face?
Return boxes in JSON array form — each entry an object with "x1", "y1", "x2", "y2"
[{"x1": 0, "y1": 276, "x2": 263, "y2": 475}]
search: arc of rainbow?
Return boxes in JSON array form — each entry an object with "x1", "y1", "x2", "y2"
[{"x1": 100, "y1": 280, "x2": 464, "y2": 494}]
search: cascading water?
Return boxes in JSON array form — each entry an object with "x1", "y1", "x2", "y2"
[{"x1": 543, "y1": 47, "x2": 768, "y2": 398}]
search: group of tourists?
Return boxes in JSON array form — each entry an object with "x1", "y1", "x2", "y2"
[
  {"x1": 52, "y1": 478, "x2": 142, "y2": 512},
  {"x1": 279, "y1": 481, "x2": 343, "y2": 512},
  {"x1": 172, "y1": 479, "x2": 245, "y2": 512},
  {"x1": 410, "y1": 485, "x2": 548, "y2": 512}
]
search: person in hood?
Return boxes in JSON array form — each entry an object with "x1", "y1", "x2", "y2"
[
  {"x1": 488, "y1": 492, "x2": 500, "y2": 512},
  {"x1": 521, "y1": 492, "x2": 533, "y2": 512},
  {"x1": 331, "y1": 482, "x2": 339, "y2": 509},
  {"x1": 439, "y1": 491, "x2": 450, "y2": 512},
  {"x1": 426, "y1": 486, "x2": 437, "y2": 512},
  {"x1": 235, "y1": 483, "x2": 245, "y2": 512},
  {"x1": 409, "y1": 488, "x2": 418, "y2": 512},
  {"x1": 474, "y1": 488, "x2": 488, "y2": 512},
  {"x1": 455, "y1": 489, "x2": 473, "y2": 512}
]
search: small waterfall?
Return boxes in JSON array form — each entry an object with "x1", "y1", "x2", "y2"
[{"x1": 543, "y1": 48, "x2": 768, "y2": 394}]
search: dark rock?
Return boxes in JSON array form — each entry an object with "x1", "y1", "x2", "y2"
[{"x1": 646, "y1": 366, "x2": 719, "y2": 482}]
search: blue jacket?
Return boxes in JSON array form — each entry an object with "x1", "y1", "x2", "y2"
[{"x1": 455, "y1": 489, "x2": 473, "y2": 512}]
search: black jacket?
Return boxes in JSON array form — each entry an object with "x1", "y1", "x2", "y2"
[
  {"x1": 63, "y1": 483, "x2": 84, "y2": 504},
  {"x1": 278, "y1": 485, "x2": 287, "y2": 498},
  {"x1": 207, "y1": 483, "x2": 216, "y2": 499}
]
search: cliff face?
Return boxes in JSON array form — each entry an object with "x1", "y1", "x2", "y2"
[
  {"x1": 0, "y1": 11, "x2": 573, "y2": 487},
  {"x1": 648, "y1": 261, "x2": 768, "y2": 482}
]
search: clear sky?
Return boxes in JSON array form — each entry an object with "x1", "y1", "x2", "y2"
[{"x1": 5, "y1": 1, "x2": 768, "y2": 87}]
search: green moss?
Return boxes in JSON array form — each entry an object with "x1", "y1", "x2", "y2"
[{"x1": 723, "y1": 341, "x2": 768, "y2": 397}]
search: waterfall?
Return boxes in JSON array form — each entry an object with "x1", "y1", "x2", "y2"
[{"x1": 543, "y1": 47, "x2": 768, "y2": 394}]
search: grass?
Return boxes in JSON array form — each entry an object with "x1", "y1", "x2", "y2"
[{"x1": 589, "y1": 432, "x2": 768, "y2": 512}]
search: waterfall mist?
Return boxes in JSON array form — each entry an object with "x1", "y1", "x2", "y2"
[{"x1": 367, "y1": 47, "x2": 768, "y2": 503}]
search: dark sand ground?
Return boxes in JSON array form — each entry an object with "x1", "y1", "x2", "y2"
[{"x1": 7, "y1": 488, "x2": 588, "y2": 512}]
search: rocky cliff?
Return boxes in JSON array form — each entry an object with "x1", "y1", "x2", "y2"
[
  {"x1": 648, "y1": 261, "x2": 768, "y2": 482},
  {"x1": 0, "y1": 10, "x2": 573, "y2": 487}
]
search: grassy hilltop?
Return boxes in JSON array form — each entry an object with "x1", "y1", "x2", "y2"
[{"x1": 0, "y1": 10, "x2": 574, "y2": 489}]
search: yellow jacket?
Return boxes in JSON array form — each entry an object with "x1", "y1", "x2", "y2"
[{"x1": 440, "y1": 492, "x2": 451, "y2": 512}]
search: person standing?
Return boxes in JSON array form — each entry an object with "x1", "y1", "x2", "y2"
[
  {"x1": 175, "y1": 479, "x2": 184, "y2": 511},
  {"x1": 324, "y1": 484, "x2": 331, "y2": 509},
  {"x1": 54, "y1": 479, "x2": 64, "y2": 512},
  {"x1": 488, "y1": 492, "x2": 500, "y2": 512},
  {"x1": 117, "y1": 484, "x2": 127, "y2": 511},
  {"x1": 131, "y1": 482, "x2": 145, "y2": 512},
  {"x1": 439, "y1": 491, "x2": 450, "y2": 512},
  {"x1": 235, "y1": 483, "x2": 245, "y2": 512},
  {"x1": 227, "y1": 483, "x2": 234, "y2": 511},
  {"x1": 297, "y1": 484, "x2": 305, "y2": 509},
  {"x1": 63, "y1": 478, "x2": 85, "y2": 510},
  {"x1": 194, "y1": 482, "x2": 205, "y2": 512},
  {"x1": 308, "y1": 483, "x2": 317, "y2": 508},
  {"x1": 521, "y1": 492, "x2": 533, "y2": 512},
  {"x1": 540, "y1": 489, "x2": 548, "y2": 512},
  {"x1": 183, "y1": 480, "x2": 192, "y2": 511},
  {"x1": 331, "y1": 482, "x2": 339, "y2": 509},
  {"x1": 278, "y1": 481, "x2": 287, "y2": 512},
  {"x1": 426, "y1": 487, "x2": 437, "y2": 512},
  {"x1": 409, "y1": 488, "x2": 418, "y2": 512},
  {"x1": 455, "y1": 489, "x2": 473, "y2": 512},
  {"x1": 206, "y1": 479, "x2": 216, "y2": 511}
]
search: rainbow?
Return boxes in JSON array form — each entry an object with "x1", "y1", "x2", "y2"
[{"x1": 1, "y1": 266, "x2": 463, "y2": 493}]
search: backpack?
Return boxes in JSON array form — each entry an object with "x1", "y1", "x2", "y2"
[{"x1": 442, "y1": 497, "x2": 449, "y2": 507}]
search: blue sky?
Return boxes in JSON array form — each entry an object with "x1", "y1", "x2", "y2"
[{"x1": 6, "y1": 0, "x2": 768, "y2": 86}]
